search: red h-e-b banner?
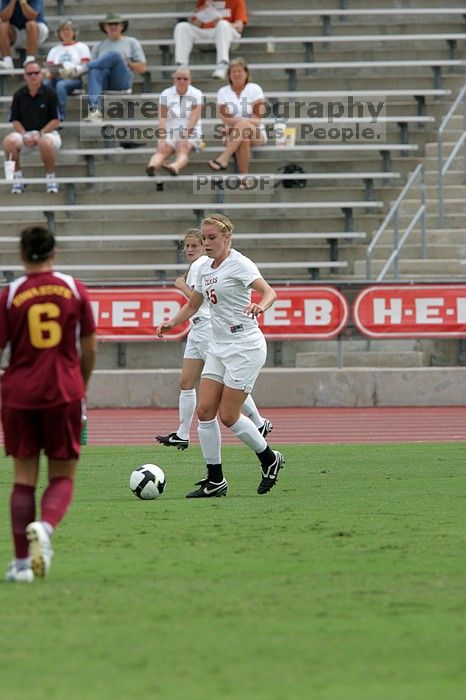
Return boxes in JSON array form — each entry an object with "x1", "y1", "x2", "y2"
[
  {"x1": 353, "y1": 285, "x2": 466, "y2": 338},
  {"x1": 88, "y1": 284, "x2": 466, "y2": 340}
]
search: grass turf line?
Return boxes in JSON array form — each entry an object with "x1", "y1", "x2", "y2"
[{"x1": 0, "y1": 442, "x2": 465, "y2": 700}]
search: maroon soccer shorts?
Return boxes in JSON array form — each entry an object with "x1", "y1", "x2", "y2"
[{"x1": 2, "y1": 400, "x2": 82, "y2": 460}]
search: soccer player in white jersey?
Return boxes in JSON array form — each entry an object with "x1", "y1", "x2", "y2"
[
  {"x1": 156, "y1": 214, "x2": 284, "y2": 497},
  {"x1": 156, "y1": 228, "x2": 272, "y2": 451}
]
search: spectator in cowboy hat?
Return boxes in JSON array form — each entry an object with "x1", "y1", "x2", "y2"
[{"x1": 73, "y1": 12, "x2": 146, "y2": 122}]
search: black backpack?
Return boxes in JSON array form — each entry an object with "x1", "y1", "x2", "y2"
[{"x1": 275, "y1": 163, "x2": 306, "y2": 189}]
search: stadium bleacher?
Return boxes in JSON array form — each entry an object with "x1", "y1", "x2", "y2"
[{"x1": 0, "y1": 0, "x2": 465, "y2": 377}]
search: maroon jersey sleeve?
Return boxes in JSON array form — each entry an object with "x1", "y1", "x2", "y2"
[{"x1": 0, "y1": 286, "x2": 11, "y2": 349}]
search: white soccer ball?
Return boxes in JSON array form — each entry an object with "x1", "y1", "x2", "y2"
[{"x1": 130, "y1": 463, "x2": 166, "y2": 500}]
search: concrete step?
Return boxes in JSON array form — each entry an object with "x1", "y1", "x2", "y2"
[
  {"x1": 86, "y1": 366, "x2": 466, "y2": 407},
  {"x1": 295, "y1": 350, "x2": 428, "y2": 368}
]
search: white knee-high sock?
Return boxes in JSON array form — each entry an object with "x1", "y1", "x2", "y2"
[
  {"x1": 177, "y1": 388, "x2": 196, "y2": 440},
  {"x1": 241, "y1": 394, "x2": 264, "y2": 428},
  {"x1": 197, "y1": 418, "x2": 222, "y2": 464},
  {"x1": 230, "y1": 415, "x2": 267, "y2": 452}
]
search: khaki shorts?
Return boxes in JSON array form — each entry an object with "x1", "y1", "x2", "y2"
[{"x1": 9, "y1": 130, "x2": 62, "y2": 154}]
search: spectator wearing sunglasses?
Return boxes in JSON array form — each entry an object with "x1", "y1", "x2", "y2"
[
  {"x1": 3, "y1": 60, "x2": 61, "y2": 194},
  {"x1": 146, "y1": 68, "x2": 204, "y2": 178}
]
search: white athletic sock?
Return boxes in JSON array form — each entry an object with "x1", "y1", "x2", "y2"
[
  {"x1": 177, "y1": 388, "x2": 196, "y2": 440},
  {"x1": 230, "y1": 415, "x2": 267, "y2": 452},
  {"x1": 197, "y1": 418, "x2": 222, "y2": 464},
  {"x1": 241, "y1": 394, "x2": 264, "y2": 428}
]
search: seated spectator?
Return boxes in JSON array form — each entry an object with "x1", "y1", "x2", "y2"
[
  {"x1": 146, "y1": 68, "x2": 203, "y2": 177},
  {"x1": 43, "y1": 19, "x2": 90, "y2": 119},
  {"x1": 82, "y1": 13, "x2": 146, "y2": 122},
  {"x1": 0, "y1": 0, "x2": 49, "y2": 71},
  {"x1": 174, "y1": 1, "x2": 247, "y2": 80},
  {"x1": 207, "y1": 58, "x2": 266, "y2": 188},
  {"x1": 3, "y1": 60, "x2": 61, "y2": 194}
]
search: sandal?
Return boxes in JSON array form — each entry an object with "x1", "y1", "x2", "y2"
[
  {"x1": 208, "y1": 159, "x2": 227, "y2": 171},
  {"x1": 146, "y1": 165, "x2": 156, "y2": 177}
]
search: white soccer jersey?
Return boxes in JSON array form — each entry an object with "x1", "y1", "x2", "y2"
[
  {"x1": 194, "y1": 249, "x2": 263, "y2": 343},
  {"x1": 186, "y1": 254, "x2": 210, "y2": 325}
]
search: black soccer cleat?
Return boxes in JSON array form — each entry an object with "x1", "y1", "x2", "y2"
[
  {"x1": 257, "y1": 450, "x2": 284, "y2": 494},
  {"x1": 186, "y1": 478, "x2": 228, "y2": 498},
  {"x1": 155, "y1": 432, "x2": 189, "y2": 450},
  {"x1": 258, "y1": 418, "x2": 273, "y2": 438}
]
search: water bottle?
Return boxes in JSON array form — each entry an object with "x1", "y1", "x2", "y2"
[{"x1": 80, "y1": 415, "x2": 88, "y2": 446}]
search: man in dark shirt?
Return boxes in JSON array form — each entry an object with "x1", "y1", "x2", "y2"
[
  {"x1": 3, "y1": 60, "x2": 61, "y2": 193},
  {"x1": 0, "y1": 0, "x2": 48, "y2": 70}
]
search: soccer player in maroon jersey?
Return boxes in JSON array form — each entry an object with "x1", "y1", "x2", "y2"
[{"x1": 0, "y1": 225, "x2": 97, "y2": 582}]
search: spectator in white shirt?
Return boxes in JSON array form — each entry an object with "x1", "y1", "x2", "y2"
[
  {"x1": 207, "y1": 58, "x2": 266, "y2": 189},
  {"x1": 146, "y1": 67, "x2": 203, "y2": 177},
  {"x1": 43, "y1": 19, "x2": 90, "y2": 119}
]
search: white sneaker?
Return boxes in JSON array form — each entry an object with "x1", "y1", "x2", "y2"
[
  {"x1": 11, "y1": 177, "x2": 24, "y2": 195},
  {"x1": 46, "y1": 173, "x2": 59, "y2": 194},
  {"x1": 212, "y1": 62, "x2": 227, "y2": 80},
  {"x1": 26, "y1": 521, "x2": 53, "y2": 578},
  {"x1": 85, "y1": 108, "x2": 103, "y2": 122},
  {"x1": 5, "y1": 560, "x2": 34, "y2": 583},
  {"x1": 0, "y1": 56, "x2": 14, "y2": 71}
]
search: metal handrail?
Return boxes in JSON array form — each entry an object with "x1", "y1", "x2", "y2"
[
  {"x1": 366, "y1": 163, "x2": 426, "y2": 280},
  {"x1": 438, "y1": 82, "x2": 466, "y2": 226}
]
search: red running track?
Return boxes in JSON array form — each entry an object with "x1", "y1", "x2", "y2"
[{"x1": 81, "y1": 406, "x2": 466, "y2": 445}]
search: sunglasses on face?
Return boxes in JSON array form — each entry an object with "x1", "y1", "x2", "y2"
[
  {"x1": 25, "y1": 71, "x2": 40, "y2": 76},
  {"x1": 176, "y1": 77, "x2": 189, "y2": 81}
]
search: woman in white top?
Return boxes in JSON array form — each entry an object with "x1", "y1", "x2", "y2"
[
  {"x1": 156, "y1": 214, "x2": 284, "y2": 499},
  {"x1": 44, "y1": 20, "x2": 91, "y2": 119},
  {"x1": 156, "y1": 228, "x2": 272, "y2": 451},
  {"x1": 146, "y1": 67, "x2": 204, "y2": 177},
  {"x1": 207, "y1": 58, "x2": 267, "y2": 188}
]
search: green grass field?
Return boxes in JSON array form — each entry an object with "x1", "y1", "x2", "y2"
[{"x1": 1, "y1": 442, "x2": 465, "y2": 700}]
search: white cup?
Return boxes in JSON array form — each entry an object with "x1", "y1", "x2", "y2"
[
  {"x1": 273, "y1": 121, "x2": 287, "y2": 146},
  {"x1": 4, "y1": 160, "x2": 15, "y2": 181},
  {"x1": 266, "y1": 38, "x2": 275, "y2": 54},
  {"x1": 285, "y1": 127, "x2": 296, "y2": 147}
]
